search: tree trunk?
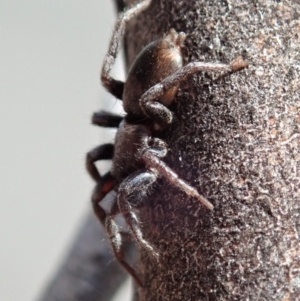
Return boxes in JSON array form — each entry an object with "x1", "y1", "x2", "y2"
[
  {"x1": 124, "y1": 0, "x2": 300, "y2": 300},
  {"x1": 40, "y1": 1, "x2": 300, "y2": 300}
]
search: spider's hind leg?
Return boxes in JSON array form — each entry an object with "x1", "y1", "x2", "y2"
[
  {"x1": 105, "y1": 192, "x2": 144, "y2": 287},
  {"x1": 117, "y1": 169, "x2": 159, "y2": 259}
]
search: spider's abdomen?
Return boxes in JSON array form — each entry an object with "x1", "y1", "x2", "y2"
[{"x1": 123, "y1": 29, "x2": 185, "y2": 117}]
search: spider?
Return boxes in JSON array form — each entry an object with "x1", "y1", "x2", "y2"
[{"x1": 86, "y1": 0, "x2": 248, "y2": 286}]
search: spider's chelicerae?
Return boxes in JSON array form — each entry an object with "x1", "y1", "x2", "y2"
[{"x1": 86, "y1": 0, "x2": 248, "y2": 286}]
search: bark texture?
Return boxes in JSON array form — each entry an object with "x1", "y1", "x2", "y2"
[
  {"x1": 124, "y1": 0, "x2": 300, "y2": 300},
  {"x1": 39, "y1": 1, "x2": 300, "y2": 300}
]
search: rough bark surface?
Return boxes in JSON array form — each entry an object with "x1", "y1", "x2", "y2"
[
  {"x1": 124, "y1": 0, "x2": 300, "y2": 301},
  {"x1": 39, "y1": 1, "x2": 300, "y2": 300}
]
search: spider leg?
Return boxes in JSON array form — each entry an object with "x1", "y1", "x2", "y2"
[
  {"x1": 139, "y1": 58, "x2": 247, "y2": 128},
  {"x1": 147, "y1": 137, "x2": 168, "y2": 158},
  {"x1": 101, "y1": 0, "x2": 151, "y2": 99},
  {"x1": 141, "y1": 132, "x2": 212, "y2": 209},
  {"x1": 141, "y1": 149, "x2": 214, "y2": 210},
  {"x1": 117, "y1": 169, "x2": 160, "y2": 259},
  {"x1": 86, "y1": 144, "x2": 116, "y2": 223},
  {"x1": 92, "y1": 110, "x2": 123, "y2": 128},
  {"x1": 139, "y1": 135, "x2": 212, "y2": 209},
  {"x1": 86, "y1": 144, "x2": 114, "y2": 182},
  {"x1": 90, "y1": 173, "x2": 116, "y2": 224},
  {"x1": 105, "y1": 192, "x2": 144, "y2": 287},
  {"x1": 115, "y1": 0, "x2": 126, "y2": 14}
]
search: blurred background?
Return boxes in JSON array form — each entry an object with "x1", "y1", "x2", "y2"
[{"x1": 0, "y1": 0, "x2": 130, "y2": 300}]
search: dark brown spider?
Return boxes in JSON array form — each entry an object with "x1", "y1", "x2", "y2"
[{"x1": 86, "y1": 0, "x2": 248, "y2": 286}]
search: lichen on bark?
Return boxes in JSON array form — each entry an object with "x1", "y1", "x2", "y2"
[{"x1": 124, "y1": 1, "x2": 300, "y2": 300}]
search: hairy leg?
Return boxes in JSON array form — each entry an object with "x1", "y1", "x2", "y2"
[
  {"x1": 138, "y1": 127, "x2": 212, "y2": 209},
  {"x1": 105, "y1": 192, "x2": 144, "y2": 286},
  {"x1": 86, "y1": 144, "x2": 116, "y2": 223},
  {"x1": 101, "y1": 0, "x2": 151, "y2": 99},
  {"x1": 117, "y1": 169, "x2": 159, "y2": 259},
  {"x1": 91, "y1": 173, "x2": 116, "y2": 224},
  {"x1": 92, "y1": 110, "x2": 123, "y2": 128},
  {"x1": 141, "y1": 149, "x2": 214, "y2": 210},
  {"x1": 140, "y1": 57, "x2": 248, "y2": 128},
  {"x1": 86, "y1": 144, "x2": 114, "y2": 182}
]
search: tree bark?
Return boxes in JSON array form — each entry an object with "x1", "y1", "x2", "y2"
[
  {"x1": 124, "y1": 0, "x2": 300, "y2": 300},
  {"x1": 40, "y1": 1, "x2": 300, "y2": 300}
]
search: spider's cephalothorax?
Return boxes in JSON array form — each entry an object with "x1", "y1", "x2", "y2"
[
  {"x1": 122, "y1": 29, "x2": 185, "y2": 123},
  {"x1": 86, "y1": 0, "x2": 248, "y2": 286}
]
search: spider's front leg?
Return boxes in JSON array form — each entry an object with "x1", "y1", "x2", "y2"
[
  {"x1": 101, "y1": 0, "x2": 151, "y2": 99},
  {"x1": 139, "y1": 58, "x2": 248, "y2": 129}
]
